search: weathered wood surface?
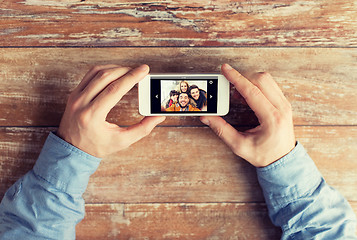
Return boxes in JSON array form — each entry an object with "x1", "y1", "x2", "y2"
[
  {"x1": 1, "y1": 126, "x2": 356, "y2": 203},
  {"x1": 1, "y1": 48, "x2": 356, "y2": 126},
  {"x1": 76, "y1": 203, "x2": 282, "y2": 240},
  {"x1": 76, "y1": 202, "x2": 357, "y2": 239},
  {"x1": 1, "y1": 0, "x2": 357, "y2": 47},
  {"x1": 1, "y1": 0, "x2": 357, "y2": 238}
]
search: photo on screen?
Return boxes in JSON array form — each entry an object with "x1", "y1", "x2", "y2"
[{"x1": 160, "y1": 80, "x2": 208, "y2": 112}]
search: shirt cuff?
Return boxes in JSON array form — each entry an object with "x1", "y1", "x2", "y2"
[
  {"x1": 256, "y1": 142, "x2": 323, "y2": 208},
  {"x1": 33, "y1": 132, "x2": 101, "y2": 195}
]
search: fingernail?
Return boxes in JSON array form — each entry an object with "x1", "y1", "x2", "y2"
[
  {"x1": 223, "y1": 64, "x2": 233, "y2": 70},
  {"x1": 200, "y1": 117, "x2": 210, "y2": 126},
  {"x1": 151, "y1": 116, "x2": 165, "y2": 125},
  {"x1": 157, "y1": 116, "x2": 166, "y2": 123},
  {"x1": 138, "y1": 64, "x2": 149, "y2": 72}
]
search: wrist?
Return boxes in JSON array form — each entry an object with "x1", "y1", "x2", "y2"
[
  {"x1": 263, "y1": 141, "x2": 297, "y2": 168},
  {"x1": 256, "y1": 142, "x2": 322, "y2": 207}
]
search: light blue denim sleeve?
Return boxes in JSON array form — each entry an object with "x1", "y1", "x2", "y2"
[
  {"x1": 0, "y1": 132, "x2": 101, "y2": 240},
  {"x1": 257, "y1": 142, "x2": 357, "y2": 240}
]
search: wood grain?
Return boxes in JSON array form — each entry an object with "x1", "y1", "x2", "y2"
[
  {"x1": 76, "y1": 202, "x2": 357, "y2": 239},
  {"x1": 1, "y1": 48, "x2": 356, "y2": 126},
  {"x1": 1, "y1": 0, "x2": 356, "y2": 238},
  {"x1": 76, "y1": 203, "x2": 282, "y2": 240},
  {"x1": 1, "y1": 126, "x2": 356, "y2": 203},
  {"x1": 1, "y1": 0, "x2": 357, "y2": 47}
]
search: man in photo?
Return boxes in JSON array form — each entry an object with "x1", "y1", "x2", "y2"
[{"x1": 165, "y1": 92, "x2": 200, "y2": 112}]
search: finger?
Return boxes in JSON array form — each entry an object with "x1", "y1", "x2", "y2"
[
  {"x1": 247, "y1": 72, "x2": 290, "y2": 111},
  {"x1": 118, "y1": 116, "x2": 166, "y2": 148},
  {"x1": 79, "y1": 66, "x2": 132, "y2": 105},
  {"x1": 200, "y1": 116, "x2": 245, "y2": 155},
  {"x1": 74, "y1": 64, "x2": 121, "y2": 93},
  {"x1": 222, "y1": 64, "x2": 276, "y2": 123},
  {"x1": 91, "y1": 64, "x2": 150, "y2": 119}
]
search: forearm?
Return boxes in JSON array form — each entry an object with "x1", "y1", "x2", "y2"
[
  {"x1": 0, "y1": 133, "x2": 101, "y2": 239},
  {"x1": 257, "y1": 142, "x2": 357, "y2": 239},
  {"x1": 0, "y1": 64, "x2": 163, "y2": 239}
]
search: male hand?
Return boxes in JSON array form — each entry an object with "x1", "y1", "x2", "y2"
[
  {"x1": 57, "y1": 64, "x2": 165, "y2": 158},
  {"x1": 200, "y1": 64, "x2": 295, "y2": 167}
]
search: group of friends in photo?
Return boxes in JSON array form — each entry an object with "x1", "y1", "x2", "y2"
[{"x1": 163, "y1": 81, "x2": 207, "y2": 112}]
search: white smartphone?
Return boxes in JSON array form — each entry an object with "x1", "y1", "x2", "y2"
[{"x1": 139, "y1": 74, "x2": 230, "y2": 116}]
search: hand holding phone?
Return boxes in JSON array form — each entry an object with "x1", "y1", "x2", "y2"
[
  {"x1": 139, "y1": 74, "x2": 230, "y2": 116},
  {"x1": 57, "y1": 65, "x2": 165, "y2": 158},
  {"x1": 201, "y1": 64, "x2": 296, "y2": 167}
]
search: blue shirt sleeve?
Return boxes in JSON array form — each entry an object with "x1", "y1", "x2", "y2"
[
  {"x1": 1, "y1": 135, "x2": 356, "y2": 239},
  {"x1": 257, "y1": 142, "x2": 357, "y2": 239},
  {"x1": 0, "y1": 132, "x2": 101, "y2": 240}
]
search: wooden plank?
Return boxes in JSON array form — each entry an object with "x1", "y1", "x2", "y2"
[
  {"x1": 1, "y1": 48, "x2": 356, "y2": 126},
  {"x1": 77, "y1": 202, "x2": 357, "y2": 239},
  {"x1": 0, "y1": 126, "x2": 356, "y2": 203},
  {"x1": 0, "y1": 127, "x2": 49, "y2": 188},
  {"x1": 76, "y1": 203, "x2": 282, "y2": 240},
  {"x1": 1, "y1": 0, "x2": 357, "y2": 47}
]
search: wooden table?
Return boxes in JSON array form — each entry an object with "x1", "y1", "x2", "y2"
[{"x1": 1, "y1": 1, "x2": 356, "y2": 239}]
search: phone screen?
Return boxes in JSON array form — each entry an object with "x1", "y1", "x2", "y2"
[{"x1": 150, "y1": 76, "x2": 218, "y2": 114}]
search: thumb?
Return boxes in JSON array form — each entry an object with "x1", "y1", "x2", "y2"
[
  {"x1": 120, "y1": 116, "x2": 166, "y2": 147},
  {"x1": 200, "y1": 116, "x2": 245, "y2": 155}
]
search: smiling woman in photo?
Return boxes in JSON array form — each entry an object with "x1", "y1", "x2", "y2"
[
  {"x1": 188, "y1": 85, "x2": 207, "y2": 110},
  {"x1": 179, "y1": 80, "x2": 189, "y2": 93}
]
